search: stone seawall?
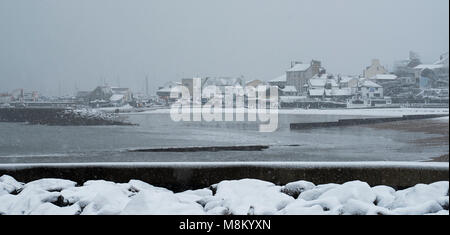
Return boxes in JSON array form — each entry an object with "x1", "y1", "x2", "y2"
[{"x1": 0, "y1": 162, "x2": 447, "y2": 192}]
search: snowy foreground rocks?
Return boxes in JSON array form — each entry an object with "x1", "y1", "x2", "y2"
[{"x1": 0, "y1": 175, "x2": 448, "y2": 215}]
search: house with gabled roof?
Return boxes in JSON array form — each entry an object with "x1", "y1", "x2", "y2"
[{"x1": 286, "y1": 60, "x2": 322, "y2": 95}]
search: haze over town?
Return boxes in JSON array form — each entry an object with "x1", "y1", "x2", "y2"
[{"x1": 0, "y1": 0, "x2": 449, "y2": 96}]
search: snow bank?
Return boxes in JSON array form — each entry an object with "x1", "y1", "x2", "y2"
[
  {"x1": 93, "y1": 104, "x2": 135, "y2": 113},
  {"x1": 0, "y1": 175, "x2": 448, "y2": 215}
]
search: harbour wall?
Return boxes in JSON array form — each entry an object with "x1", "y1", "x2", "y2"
[
  {"x1": 0, "y1": 107, "x2": 132, "y2": 125},
  {"x1": 0, "y1": 162, "x2": 447, "y2": 191},
  {"x1": 290, "y1": 114, "x2": 449, "y2": 130}
]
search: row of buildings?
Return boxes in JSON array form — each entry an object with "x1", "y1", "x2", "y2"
[
  {"x1": 75, "y1": 86, "x2": 134, "y2": 108},
  {"x1": 0, "y1": 86, "x2": 135, "y2": 109},
  {"x1": 156, "y1": 51, "x2": 448, "y2": 108},
  {"x1": 3, "y1": 52, "x2": 447, "y2": 109},
  {"x1": 266, "y1": 52, "x2": 448, "y2": 107}
]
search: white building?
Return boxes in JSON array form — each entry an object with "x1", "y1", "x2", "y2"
[
  {"x1": 358, "y1": 80, "x2": 384, "y2": 99},
  {"x1": 369, "y1": 74, "x2": 398, "y2": 84}
]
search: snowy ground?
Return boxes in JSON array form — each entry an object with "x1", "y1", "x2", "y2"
[
  {"x1": 1, "y1": 175, "x2": 448, "y2": 215},
  {"x1": 92, "y1": 104, "x2": 135, "y2": 113}
]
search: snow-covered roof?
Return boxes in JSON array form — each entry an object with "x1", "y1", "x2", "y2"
[
  {"x1": 156, "y1": 88, "x2": 171, "y2": 93},
  {"x1": 309, "y1": 78, "x2": 326, "y2": 87},
  {"x1": 370, "y1": 74, "x2": 398, "y2": 80},
  {"x1": 326, "y1": 88, "x2": 352, "y2": 96},
  {"x1": 434, "y1": 52, "x2": 449, "y2": 65},
  {"x1": 327, "y1": 80, "x2": 338, "y2": 87},
  {"x1": 309, "y1": 89, "x2": 325, "y2": 96},
  {"x1": 246, "y1": 80, "x2": 265, "y2": 87},
  {"x1": 414, "y1": 64, "x2": 445, "y2": 70},
  {"x1": 94, "y1": 86, "x2": 113, "y2": 95},
  {"x1": 361, "y1": 80, "x2": 382, "y2": 88},
  {"x1": 282, "y1": 86, "x2": 297, "y2": 93},
  {"x1": 159, "y1": 81, "x2": 182, "y2": 90},
  {"x1": 309, "y1": 77, "x2": 340, "y2": 88},
  {"x1": 157, "y1": 86, "x2": 182, "y2": 93},
  {"x1": 339, "y1": 76, "x2": 355, "y2": 83},
  {"x1": 287, "y1": 63, "x2": 311, "y2": 72},
  {"x1": 270, "y1": 74, "x2": 286, "y2": 82},
  {"x1": 111, "y1": 87, "x2": 130, "y2": 95},
  {"x1": 309, "y1": 88, "x2": 352, "y2": 97},
  {"x1": 110, "y1": 94, "x2": 124, "y2": 102},
  {"x1": 280, "y1": 96, "x2": 305, "y2": 103}
]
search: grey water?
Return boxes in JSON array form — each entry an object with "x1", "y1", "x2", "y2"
[{"x1": 0, "y1": 112, "x2": 447, "y2": 163}]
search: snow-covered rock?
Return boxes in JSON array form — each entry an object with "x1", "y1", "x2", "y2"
[
  {"x1": 278, "y1": 203, "x2": 326, "y2": 215},
  {"x1": 176, "y1": 188, "x2": 213, "y2": 204},
  {"x1": 0, "y1": 175, "x2": 23, "y2": 193},
  {"x1": 2, "y1": 187, "x2": 61, "y2": 215},
  {"x1": 278, "y1": 198, "x2": 339, "y2": 215},
  {"x1": 425, "y1": 210, "x2": 449, "y2": 215},
  {"x1": 372, "y1": 185, "x2": 396, "y2": 207},
  {"x1": 392, "y1": 201, "x2": 444, "y2": 215},
  {"x1": 30, "y1": 203, "x2": 81, "y2": 215},
  {"x1": 24, "y1": 178, "x2": 77, "y2": 192},
  {"x1": 0, "y1": 175, "x2": 24, "y2": 194},
  {"x1": 281, "y1": 180, "x2": 315, "y2": 198},
  {"x1": 127, "y1": 179, "x2": 171, "y2": 194},
  {"x1": 121, "y1": 190, "x2": 205, "y2": 215},
  {"x1": 1, "y1": 182, "x2": 16, "y2": 196},
  {"x1": 387, "y1": 181, "x2": 448, "y2": 209},
  {"x1": 298, "y1": 183, "x2": 339, "y2": 201},
  {"x1": 342, "y1": 199, "x2": 394, "y2": 215},
  {"x1": 206, "y1": 179, "x2": 295, "y2": 215},
  {"x1": 0, "y1": 175, "x2": 448, "y2": 215},
  {"x1": 0, "y1": 194, "x2": 16, "y2": 214},
  {"x1": 61, "y1": 180, "x2": 132, "y2": 215},
  {"x1": 318, "y1": 181, "x2": 376, "y2": 204}
]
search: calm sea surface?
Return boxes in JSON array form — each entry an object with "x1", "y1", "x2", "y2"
[{"x1": 0, "y1": 112, "x2": 447, "y2": 163}]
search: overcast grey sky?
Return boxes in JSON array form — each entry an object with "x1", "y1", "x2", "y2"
[{"x1": 0, "y1": 0, "x2": 448, "y2": 96}]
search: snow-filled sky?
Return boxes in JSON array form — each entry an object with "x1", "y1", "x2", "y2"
[{"x1": 0, "y1": 0, "x2": 448, "y2": 96}]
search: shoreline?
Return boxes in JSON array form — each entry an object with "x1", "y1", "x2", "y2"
[
  {"x1": 364, "y1": 118, "x2": 449, "y2": 162},
  {"x1": 427, "y1": 154, "x2": 449, "y2": 162}
]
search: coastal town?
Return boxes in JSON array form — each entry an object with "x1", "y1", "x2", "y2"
[
  {"x1": 0, "y1": 0, "x2": 448, "y2": 219},
  {"x1": 1, "y1": 51, "x2": 449, "y2": 111}
]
